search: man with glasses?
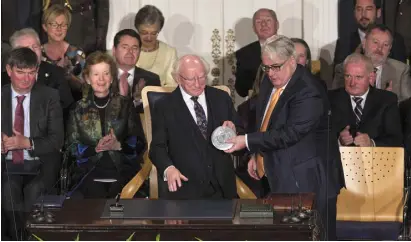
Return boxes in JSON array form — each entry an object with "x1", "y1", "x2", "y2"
[
  {"x1": 112, "y1": 29, "x2": 160, "y2": 112},
  {"x1": 329, "y1": 53, "x2": 402, "y2": 149},
  {"x1": 333, "y1": 24, "x2": 411, "y2": 101},
  {"x1": 149, "y1": 54, "x2": 242, "y2": 199},
  {"x1": 226, "y1": 36, "x2": 342, "y2": 240}
]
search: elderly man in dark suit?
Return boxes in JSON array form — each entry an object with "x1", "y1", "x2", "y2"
[
  {"x1": 1, "y1": 48, "x2": 64, "y2": 240},
  {"x1": 333, "y1": 24, "x2": 411, "y2": 101},
  {"x1": 235, "y1": 8, "x2": 279, "y2": 98},
  {"x1": 330, "y1": 53, "x2": 403, "y2": 148},
  {"x1": 150, "y1": 55, "x2": 242, "y2": 199},
  {"x1": 334, "y1": 0, "x2": 406, "y2": 66},
  {"x1": 112, "y1": 29, "x2": 160, "y2": 112},
  {"x1": 226, "y1": 36, "x2": 343, "y2": 240},
  {"x1": 2, "y1": 28, "x2": 74, "y2": 110}
]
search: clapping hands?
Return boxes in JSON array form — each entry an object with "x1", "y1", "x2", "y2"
[{"x1": 95, "y1": 129, "x2": 121, "y2": 152}]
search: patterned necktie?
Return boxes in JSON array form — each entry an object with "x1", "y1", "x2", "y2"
[
  {"x1": 353, "y1": 97, "x2": 363, "y2": 127},
  {"x1": 256, "y1": 88, "x2": 284, "y2": 178},
  {"x1": 191, "y1": 96, "x2": 207, "y2": 139},
  {"x1": 13, "y1": 95, "x2": 26, "y2": 164}
]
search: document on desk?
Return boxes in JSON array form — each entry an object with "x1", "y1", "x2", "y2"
[{"x1": 101, "y1": 200, "x2": 235, "y2": 220}]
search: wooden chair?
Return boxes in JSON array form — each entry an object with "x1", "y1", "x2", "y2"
[
  {"x1": 121, "y1": 85, "x2": 256, "y2": 199},
  {"x1": 336, "y1": 147, "x2": 409, "y2": 240},
  {"x1": 311, "y1": 60, "x2": 321, "y2": 75}
]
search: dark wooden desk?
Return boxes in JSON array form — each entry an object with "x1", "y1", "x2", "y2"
[{"x1": 27, "y1": 197, "x2": 319, "y2": 241}]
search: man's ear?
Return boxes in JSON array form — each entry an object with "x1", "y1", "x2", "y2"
[
  {"x1": 377, "y1": 8, "x2": 382, "y2": 19},
  {"x1": 42, "y1": 24, "x2": 47, "y2": 33},
  {"x1": 6, "y1": 65, "x2": 12, "y2": 77},
  {"x1": 112, "y1": 47, "x2": 116, "y2": 57},
  {"x1": 172, "y1": 73, "x2": 180, "y2": 84}
]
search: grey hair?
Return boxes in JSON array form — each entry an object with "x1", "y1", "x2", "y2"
[
  {"x1": 134, "y1": 5, "x2": 165, "y2": 31},
  {"x1": 252, "y1": 8, "x2": 278, "y2": 23},
  {"x1": 343, "y1": 53, "x2": 374, "y2": 74},
  {"x1": 9, "y1": 28, "x2": 41, "y2": 48},
  {"x1": 261, "y1": 35, "x2": 297, "y2": 61}
]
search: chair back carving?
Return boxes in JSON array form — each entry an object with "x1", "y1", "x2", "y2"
[{"x1": 336, "y1": 147, "x2": 404, "y2": 222}]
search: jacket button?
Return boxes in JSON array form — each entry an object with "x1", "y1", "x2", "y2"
[{"x1": 208, "y1": 165, "x2": 212, "y2": 168}]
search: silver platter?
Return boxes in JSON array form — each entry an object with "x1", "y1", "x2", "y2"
[{"x1": 211, "y1": 126, "x2": 236, "y2": 150}]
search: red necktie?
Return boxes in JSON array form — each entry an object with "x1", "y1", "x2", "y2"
[{"x1": 12, "y1": 95, "x2": 25, "y2": 164}]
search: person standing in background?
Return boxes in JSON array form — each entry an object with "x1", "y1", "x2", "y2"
[
  {"x1": 42, "y1": 0, "x2": 109, "y2": 55},
  {"x1": 134, "y1": 5, "x2": 178, "y2": 87},
  {"x1": 383, "y1": 0, "x2": 411, "y2": 64}
]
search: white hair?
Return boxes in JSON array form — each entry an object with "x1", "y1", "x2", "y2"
[
  {"x1": 172, "y1": 55, "x2": 210, "y2": 75},
  {"x1": 261, "y1": 35, "x2": 297, "y2": 61},
  {"x1": 9, "y1": 28, "x2": 41, "y2": 48}
]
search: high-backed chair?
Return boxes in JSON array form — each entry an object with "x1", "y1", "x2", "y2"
[
  {"x1": 336, "y1": 147, "x2": 409, "y2": 240},
  {"x1": 121, "y1": 85, "x2": 256, "y2": 199}
]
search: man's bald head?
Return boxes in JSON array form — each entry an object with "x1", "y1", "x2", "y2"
[{"x1": 173, "y1": 55, "x2": 210, "y2": 97}]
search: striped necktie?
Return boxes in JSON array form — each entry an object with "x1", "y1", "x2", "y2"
[
  {"x1": 352, "y1": 97, "x2": 363, "y2": 127},
  {"x1": 191, "y1": 96, "x2": 207, "y2": 139}
]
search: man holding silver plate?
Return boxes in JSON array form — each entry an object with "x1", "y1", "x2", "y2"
[{"x1": 149, "y1": 55, "x2": 243, "y2": 199}]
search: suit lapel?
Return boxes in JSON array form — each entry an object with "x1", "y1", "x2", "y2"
[
  {"x1": 360, "y1": 88, "x2": 376, "y2": 124},
  {"x1": 171, "y1": 87, "x2": 204, "y2": 152},
  {"x1": 29, "y1": 85, "x2": 40, "y2": 137},
  {"x1": 265, "y1": 66, "x2": 303, "y2": 129},
  {"x1": 256, "y1": 76, "x2": 272, "y2": 129},
  {"x1": 380, "y1": 61, "x2": 395, "y2": 89},
  {"x1": 341, "y1": 90, "x2": 357, "y2": 126},
  {"x1": 350, "y1": 31, "x2": 361, "y2": 53},
  {"x1": 2, "y1": 86, "x2": 13, "y2": 136}
]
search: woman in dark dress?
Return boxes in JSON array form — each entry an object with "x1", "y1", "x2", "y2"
[{"x1": 65, "y1": 51, "x2": 146, "y2": 198}]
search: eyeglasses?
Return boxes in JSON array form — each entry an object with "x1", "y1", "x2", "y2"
[
  {"x1": 261, "y1": 60, "x2": 287, "y2": 73},
  {"x1": 48, "y1": 22, "x2": 69, "y2": 30},
  {"x1": 179, "y1": 75, "x2": 207, "y2": 83}
]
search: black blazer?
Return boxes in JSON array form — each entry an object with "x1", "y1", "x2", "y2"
[
  {"x1": 328, "y1": 87, "x2": 403, "y2": 147},
  {"x1": 333, "y1": 30, "x2": 407, "y2": 65},
  {"x1": 132, "y1": 67, "x2": 160, "y2": 113},
  {"x1": 1, "y1": 84, "x2": 64, "y2": 186},
  {"x1": 247, "y1": 65, "x2": 330, "y2": 195},
  {"x1": 149, "y1": 86, "x2": 242, "y2": 199},
  {"x1": 400, "y1": 98, "x2": 411, "y2": 156},
  {"x1": 2, "y1": 61, "x2": 74, "y2": 109},
  {"x1": 235, "y1": 41, "x2": 261, "y2": 97}
]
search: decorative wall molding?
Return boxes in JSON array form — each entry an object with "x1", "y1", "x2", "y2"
[
  {"x1": 210, "y1": 29, "x2": 222, "y2": 86},
  {"x1": 225, "y1": 29, "x2": 236, "y2": 102}
]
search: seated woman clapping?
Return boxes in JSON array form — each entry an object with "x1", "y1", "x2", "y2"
[{"x1": 65, "y1": 51, "x2": 146, "y2": 198}]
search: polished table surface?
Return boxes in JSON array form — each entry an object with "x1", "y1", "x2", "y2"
[{"x1": 27, "y1": 194, "x2": 319, "y2": 241}]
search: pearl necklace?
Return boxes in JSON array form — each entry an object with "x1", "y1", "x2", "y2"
[{"x1": 93, "y1": 96, "x2": 110, "y2": 109}]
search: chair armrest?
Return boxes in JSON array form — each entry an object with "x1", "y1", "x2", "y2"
[
  {"x1": 120, "y1": 151, "x2": 152, "y2": 199},
  {"x1": 236, "y1": 176, "x2": 257, "y2": 199}
]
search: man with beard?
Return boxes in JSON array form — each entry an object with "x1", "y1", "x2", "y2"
[
  {"x1": 333, "y1": 0, "x2": 407, "y2": 66},
  {"x1": 235, "y1": 8, "x2": 279, "y2": 98},
  {"x1": 333, "y1": 24, "x2": 411, "y2": 101}
]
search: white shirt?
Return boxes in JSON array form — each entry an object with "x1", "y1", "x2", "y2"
[
  {"x1": 350, "y1": 88, "x2": 369, "y2": 111},
  {"x1": 5, "y1": 86, "x2": 34, "y2": 160},
  {"x1": 358, "y1": 29, "x2": 366, "y2": 42},
  {"x1": 374, "y1": 65, "x2": 383, "y2": 89},
  {"x1": 245, "y1": 81, "x2": 289, "y2": 150},
  {"x1": 163, "y1": 86, "x2": 208, "y2": 181},
  {"x1": 179, "y1": 86, "x2": 208, "y2": 122},
  {"x1": 118, "y1": 68, "x2": 135, "y2": 87}
]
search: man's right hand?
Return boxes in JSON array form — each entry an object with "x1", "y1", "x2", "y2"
[
  {"x1": 166, "y1": 166, "x2": 189, "y2": 192},
  {"x1": 247, "y1": 156, "x2": 260, "y2": 180},
  {"x1": 339, "y1": 125, "x2": 354, "y2": 146}
]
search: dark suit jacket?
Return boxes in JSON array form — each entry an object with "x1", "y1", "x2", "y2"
[
  {"x1": 400, "y1": 97, "x2": 411, "y2": 156},
  {"x1": 333, "y1": 30, "x2": 407, "y2": 66},
  {"x1": 2, "y1": 61, "x2": 74, "y2": 109},
  {"x1": 1, "y1": 84, "x2": 64, "y2": 186},
  {"x1": 247, "y1": 65, "x2": 329, "y2": 195},
  {"x1": 149, "y1": 86, "x2": 241, "y2": 199},
  {"x1": 328, "y1": 87, "x2": 403, "y2": 147},
  {"x1": 1, "y1": 0, "x2": 42, "y2": 43},
  {"x1": 235, "y1": 41, "x2": 261, "y2": 97},
  {"x1": 132, "y1": 67, "x2": 160, "y2": 113}
]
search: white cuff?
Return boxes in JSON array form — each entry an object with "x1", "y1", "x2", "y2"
[
  {"x1": 245, "y1": 134, "x2": 250, "y2": 151},
  {"x1": 163, "y1": 165, "x2": 175, "y2": 181}
]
